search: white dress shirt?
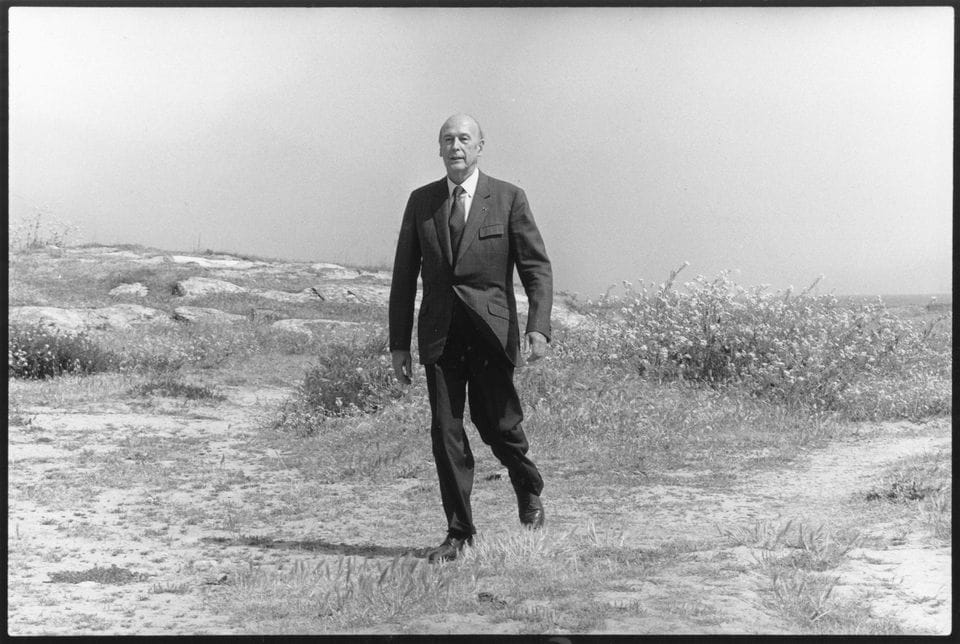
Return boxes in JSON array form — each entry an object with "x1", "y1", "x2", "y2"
[{"x1": 446, "y1": 168, "x2": 479, "y2": 223}]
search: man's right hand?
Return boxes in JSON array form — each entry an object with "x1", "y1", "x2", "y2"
[{"x1": 392, "y1": 350, "x2": 413, "y2": 384}]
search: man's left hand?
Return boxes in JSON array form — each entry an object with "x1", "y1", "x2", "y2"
[{"x1": 525, "y1": 332, "x2": 549, "y2": 363}]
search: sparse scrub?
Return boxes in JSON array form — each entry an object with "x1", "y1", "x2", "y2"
[{"x1": 8, "y1": 324, "x2": 117, "y2": 378}]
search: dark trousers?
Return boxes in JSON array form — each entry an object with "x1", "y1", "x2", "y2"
[{"x1": 424, "y1": 301, "x2": 543, "y2": 538}]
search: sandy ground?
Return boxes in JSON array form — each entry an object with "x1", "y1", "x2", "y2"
[{"x1": 7, "y1": 380, "x2": 951, "y2": 635}]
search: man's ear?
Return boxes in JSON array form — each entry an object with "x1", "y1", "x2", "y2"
[{"x1": 477, "y1": 139, "x2": 484, "y2": 154}]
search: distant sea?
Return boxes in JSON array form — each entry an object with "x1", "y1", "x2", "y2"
[{"x1": 835, "y1": 293, "x2": 952, "y2": 307}]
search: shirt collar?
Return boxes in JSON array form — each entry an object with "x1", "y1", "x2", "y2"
[{"x1": 447, "y1": 168, "x2": 479, "y2": 197}]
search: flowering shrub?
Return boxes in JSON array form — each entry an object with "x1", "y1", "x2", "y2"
[
  {"x1": 8, "y1": 324, "x2": 116, "y2": 378},
  {"x1": 562, "y1": 267, "x2": 952, "y2": 415}
]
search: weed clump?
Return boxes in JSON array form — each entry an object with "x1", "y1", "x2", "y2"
[{"x1": 8, "y1": 324, "x2": 117, "y2": 379}]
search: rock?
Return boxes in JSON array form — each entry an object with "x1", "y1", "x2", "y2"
[
  {"x1": 172, "y1": 277, "x2": 248, "y2": 297},
  {"x1": 270, "y1": 318, "x2": 362, "y2": 337},
  {"x1": 173, "y1": 307, "x2": 247, "y2": 324},
  {"x1": 9, "y1": 305, "x2": 168, "y2": 334},
  {"x1": 311, "y1": 263, "x2": 362, "y2": 280},
  {"x1": 308, "y1": 284, "x2": 391, "y2": 304},
  {"x1": 9, "y1": 307, "x2": 89, "y2": 334},
  {"x1": 86, "y1": 305, "x2": 169, "y2": 329},
  {"x1": 168, "y1": 255, "x2": 267, "y2": 270},
  {"x1": 76, "y1": 581, "x2": 99, "y2": 589},
  {"x1": 109, "y1": 283, "x2": 148, "y2": 297}
]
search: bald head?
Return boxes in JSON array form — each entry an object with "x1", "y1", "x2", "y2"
[
  {"x1": 438, "y1": 113, "x2": 485, "y2": 183},
  {"x1": 438, "y1": 113, "x2": 484, "y2": 143}
]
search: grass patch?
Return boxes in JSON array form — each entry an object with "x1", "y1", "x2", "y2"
[
  {"x1": 717, "y1": 519, "x2": 904, "y2": 634},
  {"x1": 518, "y1": 361, "x2": 840, "y2": 477},
  {"x1": 128, "y1": 376, "x2": 226, "y2": 401},
  {"x1": 764, "y1": 569, "x2": 902, "y2": 634},
  {"x1": 47, "y1": 564, "x2": 150, "y2": 585},
  {"x1": 211, "y1": 524, "x2": 662, "y2": 633},
  {"x1": 149, "y1": 581, "x2": 192, "y2": 594},
  {"x1": 864, "y1": 449, "x2": 952, "y2": 541}
]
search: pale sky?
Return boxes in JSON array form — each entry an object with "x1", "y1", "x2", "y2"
[{"x1": 8, "y1": 7, "x2": 953, "y2": 297}]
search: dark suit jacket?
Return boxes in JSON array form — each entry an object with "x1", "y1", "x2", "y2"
[{"x1": 389, "y1": 171, "x2": 553, "y2": 366}]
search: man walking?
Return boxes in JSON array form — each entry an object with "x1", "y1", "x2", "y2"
[{"x1": 389, "y1": 113, "x2": 553, "y2": 563}]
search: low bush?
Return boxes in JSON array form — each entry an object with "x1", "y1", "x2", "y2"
[
  {"x1": 8, "y1": 324, "x2": 117, "y2": 379},
  {"x1": 563, "y1": 266, "x2": 952, "y2": 416},
  {"x1": 297, "y1": 335, "x2": 403, "y2": 416},
  {"x1": 274, "y1": 334, "x2": 405, "y2": 435}
]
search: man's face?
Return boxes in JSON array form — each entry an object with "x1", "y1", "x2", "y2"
[{"x1": 439, "y1": 117, "x2": 483, "y2": 181}]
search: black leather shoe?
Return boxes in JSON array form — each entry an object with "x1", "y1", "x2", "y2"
[
  {"x1": 517, "y1": 491, "x2": 545, "y2": 529},
  {"x1": 427, "y1": 534, "x2": 473, "y2": 563}
]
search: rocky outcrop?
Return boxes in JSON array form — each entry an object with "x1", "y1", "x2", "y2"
[
  {"x1": 172, "y1": 307, "x2": 247, "y2": 324},
  {"x1": 169, "y1": 255, "x2": 270, "y2": 270},
  {"x1": 9, "y1": 305, "x2": 169, "y2": 334},
  {"x1": 172, "y1": 277, "x2": 248, "y2": 297},
  {"x1": 109, "y1": 283, "x2": 149, "y2": 297}
]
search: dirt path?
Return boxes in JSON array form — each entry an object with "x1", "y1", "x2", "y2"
[{"x1": 7, "y1": 384, "x2": 951, "y2": 635}]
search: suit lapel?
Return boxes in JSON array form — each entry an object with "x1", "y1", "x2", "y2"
[
  {"x1": 429, "y1": 179, "x2": 454, "y2": 266},
  {"x1": 454, "y1": 172, "x2": 491, "y2": 266}
]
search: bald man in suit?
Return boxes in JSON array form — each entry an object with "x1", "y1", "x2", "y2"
[{"x1": 389, "y1": 113, "x2": 553, "y2": 562}]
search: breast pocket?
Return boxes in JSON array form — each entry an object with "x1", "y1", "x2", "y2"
[
  {"x1": 477, "y1": 224, "x2": 507, "y2": 257},
  {"x1": 479, "y1": 224, "x2": 504, "y2": 239}
]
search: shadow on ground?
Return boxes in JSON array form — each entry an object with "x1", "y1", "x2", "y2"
[{"x1": 201, "y1": 535, "x2": 431, "y2": 559}]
